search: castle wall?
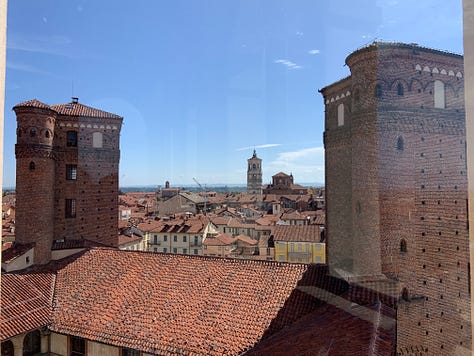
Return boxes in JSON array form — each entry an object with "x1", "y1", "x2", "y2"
[{"x1": 321, "y1": 43, "x2": 471, "y2": 354}]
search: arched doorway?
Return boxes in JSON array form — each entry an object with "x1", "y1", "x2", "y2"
[{"x1": 23, "y1": 330, "x2": 41, "y2": 356}]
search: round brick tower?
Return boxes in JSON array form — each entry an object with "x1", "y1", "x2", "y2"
[{"x1": 14, "y1": 99, "x2": 57, "y2": 264}]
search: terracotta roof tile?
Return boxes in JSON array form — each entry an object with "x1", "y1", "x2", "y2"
[
  {"x1": 235, "y1": 234, "x2": 258, "y2": 245},
  {"x1": 2, "y1": 243, "x2": 34, "y2": 264},
  {"x1": 203, "y1": 233, "x2": 235, "y2": 246},
  {"x1": 274, "y1": 225, "x2": 321, "y2": 243},
  {"x1": 13, "y1": 99, "x2": 51, "y2": 110},
  {"x1": 1, "y1": 272, "x2": 55, "y2": 340},
  {"x1": 247, "y1": 301, "x2": 396, "y2": 355},
  {"x1": 1, "y1": 251, "x2": 397, "y2": 354},
  {"x1": 50, "y1": 249, "x2": 316, "y2": 355},
  {"x1": 50, "y1": 102, "x2": 122, "y2": 119}
]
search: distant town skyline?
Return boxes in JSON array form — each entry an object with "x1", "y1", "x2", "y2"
[{"x1": 3, "y1": 0, "x2": 463, "y2": 187}]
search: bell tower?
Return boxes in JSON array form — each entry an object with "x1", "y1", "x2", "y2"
[{"x1": 247, "y1": 150, "x2": 262, "y2": 194}]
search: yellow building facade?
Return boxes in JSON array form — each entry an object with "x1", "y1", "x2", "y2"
[{"x1": 273, "y1": 225, "x2": 326, "y2": 264}]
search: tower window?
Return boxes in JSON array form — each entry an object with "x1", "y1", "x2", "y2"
[
  {"x1": 93, "y1": 132, "x2": 103, "y2": 148},
  {"x1": 401, "y1": 288, "x2": 409, "y2": 301},
  {"x1": 66, "y1": 165, "x2": 77, "y2": 180},
  {"x1": 337, "y1": 103, "x2": 344, "y2": 126},
  {"x1": 30, "y1": 128, "x2": 36, "y2": 137},
  {"x1": 45, "y1": 130, "x2": 50, "y2": 138},
  {"x1": 434, "y1": 80, "x2": 445, "y2": 108},
  {"x1": 375, "y1": 84, "x2": 382, "y2": 98},
  {"x1": 397, "y1": 83, "x2": 404, "y2": 96},
  {"x1": 65, "y1": 199, "x2": 77, "y2": 218},
  {"x1": 397, "y1": 136, "x2": 404, "y2": 151},
  {"x1": 67, "y1": 131, "x2": 78, "y2": 147},
  {"x1": 400, "y1": 239, "x2": 407, "y2": 253},
  {"x1": 29, "y1": 161, "x2": 35, "y2": 171}
]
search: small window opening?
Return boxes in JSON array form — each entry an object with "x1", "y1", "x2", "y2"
[
  {"x1": 400, "y1": 239, "x2": 407, "y2": 253},
  {"x1": 29, "y1": 161, "x2": 35, "y2": 171},
  {"x1": 67, "y1": 130, "x2": 78, "y2": 147},
  {"x1": 375, "y1": 84, "x2": 382, "y2": 98},
  {"x1": 397, "y1": 136, "x2": 404, "y2": 151},
  {"x1": 397, "y1": 83, "x2": 404, "y2": 96},
  {"x1": 30, "y1": 128, "x2": 36, "y2": 137},
  {"x1": 402, "y1": 288, "x2": 409, "y2": 301}
]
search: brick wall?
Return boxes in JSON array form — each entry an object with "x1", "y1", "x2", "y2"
[
  {"x1": 14, "y1": 100, "x2": 122, "y2": 263},
  {"x1": 321, "y1": 43, "x2": 471, "y2": 354}
]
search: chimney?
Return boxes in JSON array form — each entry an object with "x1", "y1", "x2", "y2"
[{"x1": 72, "y1": 97, "x2": 79, "y2": 104}]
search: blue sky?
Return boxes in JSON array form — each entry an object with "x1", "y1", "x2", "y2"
[{"x1": 3, "y1": 0, "x2": 463, "y2": 187}]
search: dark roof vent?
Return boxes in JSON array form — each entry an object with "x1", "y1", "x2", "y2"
[{"x1": 71, "y1": 97, "x2": 79, "y2": 104}]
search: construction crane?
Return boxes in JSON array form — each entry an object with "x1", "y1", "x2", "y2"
[{"x1": 193, "y1": 177, "x2": 207, "y2": 214}]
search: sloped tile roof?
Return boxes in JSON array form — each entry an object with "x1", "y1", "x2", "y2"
[
  {"x1": 2, "y1": 243, "x2": 34, "y2": 264},
  {"x1": 13, "y1": 99, "x2": 51, "y2": 110},
  {"x1": 1, "y1": 250, "x2": 397, "y2": 354},
  {"x1": 274, "y1": 225, "x2": 321, "y2": 243},
  {"x1": 51, "y1": 249, "x2": 315, "y2": 355},
  {"x1": 235, "y1": 234, "x2": 258, "y2": 245},
  {"x1": 247, "y1": 301, "x2": 396, "y2": 355},
  {"x1": 203, "y1": 233, "x2": 235, "y2": 246},
  {"x1": 50, "y1": 102, "x2": 122, "y2": 119},
  {"x1": 1, "y1": 272, "x2": 55, "y2": 340},
  {"x1": 13, "y1": 99, "x2": 122, "y2": 119}
]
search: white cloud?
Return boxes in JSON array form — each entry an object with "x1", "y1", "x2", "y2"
[
  {"x1": 275, "y1": 146, "x2": 324, "y2": 162},
  {"x1": 236, "y1": 143, "x2": 281, "y2": 151},
  {"x1": 265, "y1": 146, "x2": 325, "y2": 183},
  {"x1": 308, "y1": 49, "x2": 320, "y2": 55},
  {"x1": 274, "y1": 59, "x2": 303, "y2": 70}
]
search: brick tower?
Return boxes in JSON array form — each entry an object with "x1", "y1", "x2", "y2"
[
  {"x1": 247, "y1": 149, "x2": 262, "y2": 194},
  {"x1": 14, "y1": 98, "x2": 123, "y2": 264},
  {"x1": 321, "y1": 43, "x2": 470, "y2": 354}
]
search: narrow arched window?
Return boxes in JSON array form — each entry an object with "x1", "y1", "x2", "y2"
[
  {"x1": 434, "y1": 80, "x2": 445, "y2": 108},
  {"x1": 30, "y1": 128, "x2": 36, "y2": 137},
  {"x1": 92, "y1": 132, "x2": 103, "y2": 148},
  {"x1": 401, "y1": 287, "x2": 409, "y2": 301},
  {"x1": 354, "y1": 89, "x2": 360, "y2": 103},
  {"x1": 397, "y1": 83, "x2": 404, "y2": 96},
  {"x1": 29, "y1": 161, "x2": 35, "y2": 171},
  {"x1": 397, "y1": 136, "x2": 404, "y2": 151},
  {"x1": 45, "y1": 130, "x2": 50, "y2": 138},
  {"x1": 337, "y1": 103, "x2": 344, "y2": 127},
  {"x1": 375, "y1": 84, "x2": 382, "y2": 98},
  {"x1": 400, "y1": 239, "x2": 407, "y2": 253}
]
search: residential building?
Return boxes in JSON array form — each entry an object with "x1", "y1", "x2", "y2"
[
  {"x1": 160, "y1": 191, "x2": 206, "y2": 215},
  {"x1": 202, "y1": 227, "x2": 236, "y2": 257},
  {"x1": 144, "y1": 216, "x2": 209, "y2": 255},
  {"x1": 273, "y1": 225, "x2": 326, "y2": 264}
]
